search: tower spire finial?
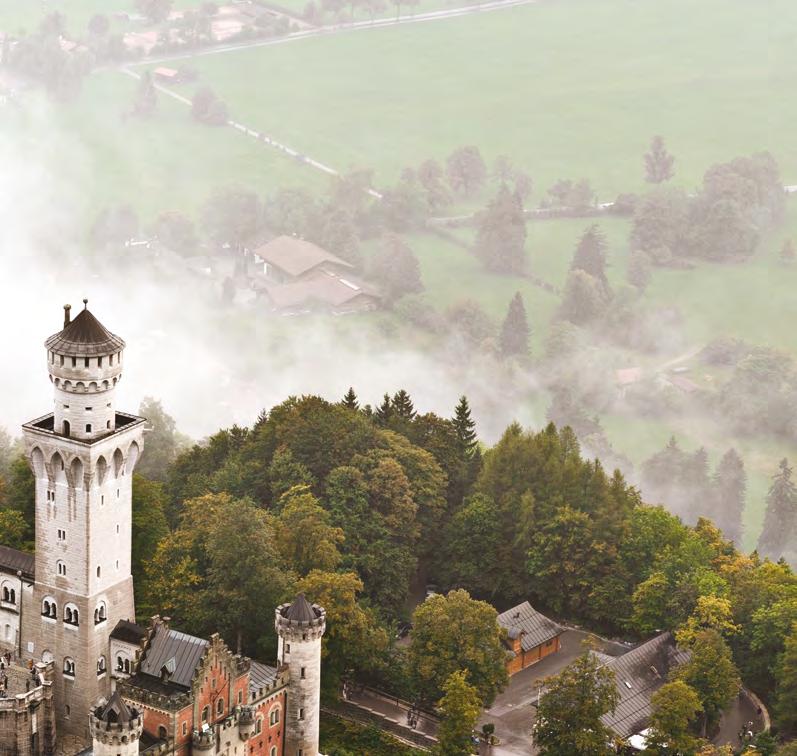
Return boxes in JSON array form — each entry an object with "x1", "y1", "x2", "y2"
[{"x1": 83, "y1": 298, "x2": 88, "y2": 310}]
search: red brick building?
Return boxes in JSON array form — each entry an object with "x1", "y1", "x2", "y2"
[
  {"x1": 497, "y1": 602, "x2": 564, "y2": 676},
  {"x1": 114, "y1": 618, "x2": 288, "y2": 756}
]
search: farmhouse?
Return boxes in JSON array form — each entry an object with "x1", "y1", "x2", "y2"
[
  {"x1": 258, "y1": 272, "x2": 380, "y2": 316},
  {"x1": 597, "y1": 632, "x2": 690, "y2": 742},
  {"x1": 251, "y1": 236, "x2": 353, "y2": 284},
  {"x1": 497, "y1": 602, "x2": 563, "y2": 675}
]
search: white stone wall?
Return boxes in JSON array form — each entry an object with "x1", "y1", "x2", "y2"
[
  {"x1": 0, "y1": 572, "x2": 23, "y2": 653},
  {"x1": 283, "y1": 635, "x2": 323, "y2": 756}
]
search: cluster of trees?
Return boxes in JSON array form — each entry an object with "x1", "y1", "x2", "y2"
[
  {"x1": 630, "y1": 151, "x2": 785, "y2": 266},
  {"x1": 641, "y1": 438, "x2": 747, "y2": 542}
]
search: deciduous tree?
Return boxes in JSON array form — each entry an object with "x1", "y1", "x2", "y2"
[
  {"x1": 435, "y1": 670, "x2": 482, "y2": 756},
  {"x1": 474, "y1": 185, "x2": 527, "y2": 274},
  {"x1": 409, "y1": 589, "x2": 507, "y2": 706},
  {"x1": 446, "y1": 146, "x2": 487, "y2": 197},
  {"x1": 533, "y1": 652, "x2": 619, "y2": 756},
  {"x1": 644, "y1": 136, "x2": 675, "y2": 184},
  {"x1": 646, "y1": 680, "x2": 702, "y2": 755}
]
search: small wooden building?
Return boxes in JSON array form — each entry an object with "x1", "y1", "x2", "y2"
[{"x1": 497, "y1": 602, "x2": 564, "y2": 676}]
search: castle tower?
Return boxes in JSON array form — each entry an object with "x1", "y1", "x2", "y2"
[
  {"x1": 275, "y1": 594, "x2": 326, "y2": 756},
  {"x1": 89, "y1": 690, "x2": 143, "y2": 756},
  {"x1": 20, "y1": 302, "x2": 146, "y2": 739}
]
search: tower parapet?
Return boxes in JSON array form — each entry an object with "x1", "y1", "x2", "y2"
[
  {"x1": 275, "y1": 594, "x2": 326, "y2": 756},
  {"x1": 89, "y1": 691, "x2": 143, "y2": 756}
]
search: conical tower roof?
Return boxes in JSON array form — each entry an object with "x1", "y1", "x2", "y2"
[
  {"x1": 98, "y1": 690, "x2": 134, "y2": 724},
  {"x1": 45, "y1": 301, "x2": 125, "y2": 357},
  {"x1": 283, "y1": 593, "x2": 317, "y2": 623}
]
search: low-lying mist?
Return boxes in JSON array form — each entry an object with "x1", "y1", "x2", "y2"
[{"x1": 0, "y1": 100, "x2": 541, "y2": 444}]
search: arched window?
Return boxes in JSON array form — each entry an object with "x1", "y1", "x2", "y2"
[
  {"x1": 254, "y1": 717, "x2": 263, "y2": 735},
  {"x1": 0, "y1": 583, "x2": 14, "y2": 605},
  {"x1": 201, "y1": 706, "x2": 209, "y2": 723},
  {"x1": 63, "y1": 657, "x2": 75, "y2": 677},
  {"x1": 94, "y1": 601, "x2": 107, "y2": 625},
  {"x1": 97, "y1": 656, "x2": 107, "y2": 675},
  {"x1": 96, "y1": 565, "x2": 101, "y2": 579},
  {"x1": 158, "y1": 725, "x2": 168, "y2": 740},
  {"x1": 4, "y1": 624, "x2": 11, "y2": 642},
  {"x1": 56, "y1": 560, "x2": 66, "y2": 577},
  {"x1": 64, "y1": 603, "x2": 79, "y2": 626},
  {"x1": 270, "y1": 747, "x2": 277, "y2": 756},
  {"x1": 269, "y1": 705, "x2": 280, "y2": 726},
  {"x1": 42, "y1": 598, "x2": 57, "y2": 619},
  {"x1": 216, "y1": 698, "x2": 224, "y2": 716},
  {"x1": 62, "y1": 420, "x2": 71, "y2": 437}
]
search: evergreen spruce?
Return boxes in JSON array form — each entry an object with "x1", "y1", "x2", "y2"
[
  {"x1": 474, "y1": 184, "x2": 527, "y2": 274},
  {"x1": 391, "y1": 389, "x2": 416, "y2": 419},
  {"x1": 571, "y1": 224, "x2": 610, "y2": 292},
  {"x1": 133, "y1": 71, "x2": 158, "y2": 118},
  {"x1": 341, "y1": 387, "x2": 359, "y2": 411},
  {"x1": 374, "y1": 393, "x2": 393, "y2": 425},
  {"x1": 711, "y1": 448, "x2": 746, "y2": 545},
  {"x1": 780, "y1": 239, "x2": 796, "y2": 265},
  {"x1": 644, "y1": 135, "x2": 675, "y2": 184},
  {"x1": 774, "y1": 622, "x2": 797, "y2": 735},
  {"x1": 452, "y1": 396, "x2": 478, "y2": 455},
  {"x1": 499, "y1": 292, "x2": 531, "y2": 358},
  {"x1": 758, "y1": 458, "x2": 797, "y2": 560}
]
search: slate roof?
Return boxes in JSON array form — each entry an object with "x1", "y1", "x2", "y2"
[
  {"x1": 139, "y1": 627, "x2": 209, "y2": 689},
  {"x1": 284, "y1": 593, "x2": 318, "y2": 623},
  {"x1": 598, "y1": 632, "x2": 691, "y2": 739},
  {"x1": 260, "y1": 272, "x2": 380, "y2": 312},
  {"x1": 0, "y1": 545, "x2": 35, "y2": 579},
  {"x1": 249, "y1": 661, "x2": 278, "y2": 695},
  {"x1": 496, "y1": 602, "x2": 564, "y2": 652},
  {"x1": 111, "y1": 620, "x2": 147, "y2": 645},
  {"x1": 253, "y1": 236, "x2": 353, "y2": 278},
  {"x1": 44, "y1": 305, "x2": 125, "y2": 357},
  {"x1": 98, "y1": 690, "x2": 135, "y2": 723}
]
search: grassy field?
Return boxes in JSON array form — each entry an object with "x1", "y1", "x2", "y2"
[
  {"x1": 0, "y1": 70, "x2": 324, "y2": 223},
  {"x1": 0, "y1": 0, "x2": 214, "y2": 37},
  {"x1": 164, "y1": 0, "x2": 797, "y2": 196}
]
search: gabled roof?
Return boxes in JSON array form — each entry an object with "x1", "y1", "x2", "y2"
[
  {"x1": 249, "y1": 661, "x2": 278, "y2": 695},
  {"x1": 139, "y1": 627, "x2": 209, "y2": 689},
  {"x1": 0, "y1": 545, "x2": 34, "y2": 579},
  {"x1": 111, "y1": 619, "x2": 147, "y2": 645},
  {"x1": 496, "y1": 601, "x2": 563, "y2": 652},
  {"x1": 260, "y1": 272, "x2": 380, "y2": 311},
  {"x1": 253, "y1": 235, "x2": 352, "y2": 278},
  {"x1": 598, "y1": 632, "x2": 691, "y2": 739},
  {"x1": 44, "y1": 304, "x2": 125, "y2": 357}
]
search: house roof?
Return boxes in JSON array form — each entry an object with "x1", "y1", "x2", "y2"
[
  {"x1": 249, "y1": 661, "x2": 278, "y2": 695},
  {"x1": 496, "y1": 601, "x2": 563, "y2": 652},
  {"x1": 111, "y1": 619, "x2": 147, "y2": 645},
  {"x1": 598, "y1": 632, "x2": 691, "y2": 739},
  {"x1": 260, "y1": 272, "x2": 379, "y2": 311},
  {"x1": 44, "y1": 304, "x2": 125, "y2": 357},
  {"x1": 138, "y1": 627, "x2": 209, "y2": 689},
  {"x1": 253, "y1": 235, "x2": 352, "y2": 278},
  {"x1": 0, "y1": 545, "x2": 34, "y2": 579},
  {"x1": 616, "y1": 367, "x2": 643, "y2": 386}
]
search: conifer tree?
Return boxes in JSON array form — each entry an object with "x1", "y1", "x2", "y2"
[
  {"x1": 645, "y1": 135, "x2": 675, "y2": 184},
  {"x1": 774, "y1": 622, "x2": 797, "y2": 735},
  {"x1": 391, "y1": 389, "x2": 416, "y2": 419},
  {"x1": 711, "y1": 448, "x2": 746, "y2": 545},
  {"x1": 474, "y1": 184, "x2": 527, "y2": 274},
  {"x1": 341, "y1": 387, "x2": 359, "y2": 411},
  {"x1": 499, "y1": 292, "x2": 530, "y2": 358},
  {"x1": 374, "y1": 393, "x2": 393, "y2": 425},
  {"x1": 759, "y1": 458, "x2": 797, "y2": 561},
  {"x1": 571, "y1": 224, "x2": 610, "y2": 292},
  {"x1": 780, "y1": 239, "x2": 796, "y2": 265},
  {"x1": 133, "y1": 71, "x2": 158, "y2": 117},
  {"x1": 452, "y1": 396, "x2": 477, "y2": 455}
]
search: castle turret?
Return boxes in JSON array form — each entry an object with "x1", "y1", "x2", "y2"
[
  {"x1": 89, "y1": 691, "x2": 143, "y2": 756},
  {"x1": 46, "y1": 300, "x2": 126, "y2": 442},
  {"x1": 275, "y1": 594, "x2": 326, "y2": 756},
  {"x1": 21, "y1": 303, "x2": 146, "y2": 738}
]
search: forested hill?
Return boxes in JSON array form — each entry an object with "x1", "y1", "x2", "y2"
[{"x1": 1, "y1": 391, "x2": 796, "y2": 730}]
